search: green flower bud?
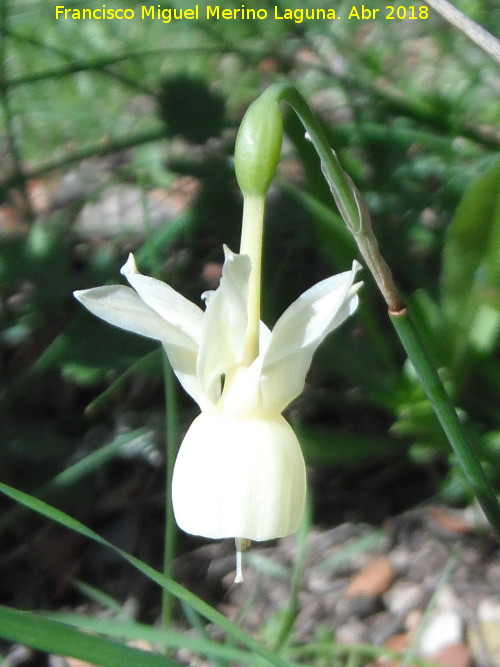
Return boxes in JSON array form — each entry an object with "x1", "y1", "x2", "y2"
[{"x1": 234, "y1": 91, "x2": 283, "y2": 197}]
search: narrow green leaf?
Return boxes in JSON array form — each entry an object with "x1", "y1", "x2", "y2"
[
  {"x1": 42, "y1": 612, "x2": 256, "y2": 665},
  {"x1": 0, "y1": 128, "x2": 167, "y2": 192},
  {"x1": 71, "y1": 580, "x2": 125, "y2": 615},
  {"x1": 400, "y1": 551, "x2": 458, "y2": 667},
  {"x1": 317, "y1": 530, "x2": 386, "y2": 571},
  {"x1": 0, "y1": 428, "x2": 151, "y2": 533},
  {"x1": 0, "y1": 606, "x2": 179, "y2": 667},
  {"x1": 84, "y1": 351, "x2": 161, "y2": 415},
  {"x1": 0, "y1": 482, "x2": 293, "y2": 667},
  {"x1": 390, "y1": 311, "x2": 500, "y2": 543}
]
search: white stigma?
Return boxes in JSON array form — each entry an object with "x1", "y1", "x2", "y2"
[
  {"x1": 235, "y1": 548, "x2": 244, "y2": 583},
  {"x1": 234, "y1": 538, "x2": 251, "y2": 583}
]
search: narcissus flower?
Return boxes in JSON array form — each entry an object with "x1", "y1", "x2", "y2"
[
  {"x1": 75, "y1": 249, "x2": 361, "y2": 549},
  {"x1": 74, "y1": 86, "x2": 365, "y2": 581}
]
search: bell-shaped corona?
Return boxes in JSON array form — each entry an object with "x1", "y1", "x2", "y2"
[{"x1": 172, "y1": 413, "x2": 306, "y2": 541}]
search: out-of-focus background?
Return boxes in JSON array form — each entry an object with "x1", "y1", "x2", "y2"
[{"x1": 1, "y1": 0, "x2": 499, "y2": 663}]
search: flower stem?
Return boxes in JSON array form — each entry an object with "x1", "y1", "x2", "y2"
[
  {"x1": 239, "y1": 193, "x2": 265, "y2": 366},
  {"x1": 275, "y1": 83, "x2": 403, "y2": 311},
  {"x1": 390, "y1": 309, "x2": 500, "y2": 542}
]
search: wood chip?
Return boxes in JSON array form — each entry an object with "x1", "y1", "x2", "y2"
[
  {"x1": 345, "y1": 555, "x2": 395, "y2": 598},
  {"x1": 431, "y1": 642, "x2": 474, "y2": 667},
  {"x1": 428, "y1": 507, "x2": 471, "y2": 534}
]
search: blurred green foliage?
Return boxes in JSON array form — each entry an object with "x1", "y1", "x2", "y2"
[{"x1": 1, "y1": 0, "x2": 499, "y2": 514}]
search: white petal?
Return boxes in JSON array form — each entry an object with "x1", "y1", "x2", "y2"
[
  {"x1": 120, "y1": 255, "x2": 212, "y2": 406},
  {"x1": 121, "y1": 254, "x2": 203, "y2": 345},
  {"x1": 172, "y1": 413, "x2": 306, "y2": 541},
  {"x1": 259, "y1": 320, "x2": 272, "y2": 353},
  {"x1": 196, "y1": 247, "x2": 251, "y2": 403},
  {"x1": 161, "y1": 343, "x2": 208, "y2": 411},
  {"x1": 260, "y1": 261, "x2": 362, "y2": 412},
  {"x1": 74, "y1": 286, "x2": 177, "y2": 342},
  {"x1": 75, "y1": 285, "x2": 207, "y2": 405}
]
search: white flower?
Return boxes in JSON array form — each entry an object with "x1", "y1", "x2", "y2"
[{"x1": 74, "y1": 248, "x2": 362, "y2": 544}]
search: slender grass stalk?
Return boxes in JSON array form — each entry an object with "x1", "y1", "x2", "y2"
[
  {"x1": 258, "y1": 83, "x2": 500, "y2": 542},
  {"x1": 0, "y1": 0, "x2": 33, "y2": 218},
  {"x1": 425, "y1": 0, "x2": 500, "y2": 65},
  {"x1": 71, "y1": 579, "x2": 124, "y2": 615},
  {"x1": 5, "y1": 26, "x2": 154, "y2": 95},
  {"x1": 272, "y1": 494, "x2": 311, "y2": 652},
  {"x1": 5, "y1": 31, "x2": 228, "y2": 87},
  {"x1": 181, "y1": 603, "x2": 228, "y2": 667},
  {"x1": 162, "y1": 356, "x2": 179, "y2": 630},
  {"x1": 290, "y1": 639, "x2": 446, "y2": 666},
  {"x1": 0, "y1": 127, "x2": 167, "y2": 193},
  {"x1": 390, "y1": 311, "x2": 500, "y2": 541},
  {"x1": 44, "y1": 610, "x2": 260, "y2": 665},
  {"x1": 137, "y1": 185, "x2": 180, "y2": 632},
  {"x1": 400, "y1": 548, "x2": 458, "y2": 667},
  {"x1": 0, "y1": 482, "x2": 294, "y2": 667},
  {"x1": 84, "y1": 351, "x2": 161, "y2": 416},
  {"x1": 0, "y1": 427, "x2": 150, "y2": 536}
]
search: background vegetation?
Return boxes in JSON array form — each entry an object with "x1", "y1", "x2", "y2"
[{"x1": 0, "y1": 0, "x2": 499, "y2": 664}]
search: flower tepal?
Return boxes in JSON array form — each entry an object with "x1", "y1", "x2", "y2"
[{"x1": 74, "y1": 251, "x2": 362, "y2": 546}]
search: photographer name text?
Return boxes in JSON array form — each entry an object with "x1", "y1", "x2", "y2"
[{"x1": 54, "y1": 4, "x2": 430, "y2": 24}]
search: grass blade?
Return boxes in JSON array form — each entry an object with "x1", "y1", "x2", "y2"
[
  {"x1": 0, "y1": 606, "x2": 181, "y2": 667},
  {"x1": 0, "y1": 482, "x2": 294, "y2": 667},
  {"x1": 390, "y1": 310, "x2": 500, "y2": 542},
  {"x1": 43, "y1": 612, "x2": 255, "y2": 665},
  {"x1": 0, "y1": 427, "x2": 151, "y2": 534}
]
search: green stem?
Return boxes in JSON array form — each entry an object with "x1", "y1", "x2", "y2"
[
  {"x1": 273, "y1": 493, "x2": 311, "y2": 652},
  {"x1": 162, "y1": 356, "x2": 179, "y2": 630},
  {"x1": 239, "y1": 194, "x2": 265, "y2": 366},
  {"x1": 390, "y1": 310, "x2": 500, "y2": 542},
  {"x1": 270, "y1": 83, "x2": 403, "y2": 311},
  {"x1": 271, "y1": 84, "x2": 360, "y2": 230}
]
